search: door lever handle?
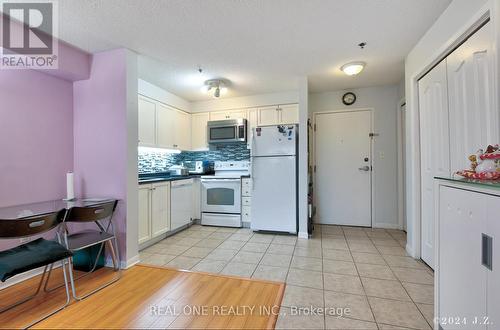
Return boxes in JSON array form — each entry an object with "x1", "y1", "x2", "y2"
[{"x1": 358, "y1": 166, "x2": 370, "y2": 171}]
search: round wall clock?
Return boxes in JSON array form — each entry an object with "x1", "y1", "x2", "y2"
[{"x1": 342, "y1": 92, "x2": 356, "y2": 106}]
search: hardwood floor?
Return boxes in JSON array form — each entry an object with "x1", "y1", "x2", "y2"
[{"x1": 0, "y1": 264, "x2": 285, "y2": 329}]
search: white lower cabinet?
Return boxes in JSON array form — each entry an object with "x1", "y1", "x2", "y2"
[
  {"x1": 138, "y1": 182, "x2": 171, "y2": 245},
  {"x1": 151, "y1": 182, "x2": 171, "y2": 237},
  {"x1": 436, "y1": 180, "x2": 499, "y2": 329},
  {"x1": 138, "y1": 185, "x2": 151, "y2": 244}
]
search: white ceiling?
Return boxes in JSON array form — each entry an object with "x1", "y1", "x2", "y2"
[{"x1": 58, "y1": 0, "x2": 451, "y2": 101}]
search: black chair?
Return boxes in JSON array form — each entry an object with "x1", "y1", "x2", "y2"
[
  {"x1": 45, "y1": 200, "x2": 121, "y2": 300},
  {"x1": 0, "y1": 210, "x2": 72, "y2": 328}
]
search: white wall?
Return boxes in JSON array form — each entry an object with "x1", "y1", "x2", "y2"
[
  {"x1": 126, "y1": 50, "x2": 139, "y2": 268},
  {"x1": 190, "y1": 91, "x2": 299, "y2": 113},
  {"x1": 309, "y1": 85, "x2": 400, "y2": 229},
  {"x1": 404, "y1": 0, "x2": 495, "y2": 257},
  {"x1": 139, "y1": 79, "x2": 191, "y2": 112},
  {"x1": 298, "y1": 78, "x2": 309, "y2": 238}
]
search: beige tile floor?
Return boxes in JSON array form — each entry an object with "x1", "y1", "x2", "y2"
[{"x1": 139, "y1": 224, "x2": 434, "y2": 329}]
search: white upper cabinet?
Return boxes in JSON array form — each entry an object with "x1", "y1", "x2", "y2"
[
  {"x1": 247, "y1": 108, "x2": 258, "y2": 149},
  {"x1": 139, "y1": 95, "x2": 299, "y2": 151},
  {"x1": 258, "y1": 106, "x2": 280, "y2": 126},
  {"x1": 174, "y1": 110, "x2": 191, "y2": 150},
  {"x1": 138, "y1": 94, "x2": 191, "y2": 151},
  {"x1": 279, "y1": 104, "x2": 299, "y2": 124},
  {"x1": 209, "y1": 111, "x2": 229, "y2": 121},
  {"x1": 258, "y1": 104, "x2": 299, "y2": 126},
  {"x1": 191, "y1": 112, "x2": 210, "y2": 151},
  {"x1": 138, "y1": 96, "x2": 156, "y2": 146},
  {"x1": 228, "y1": 110, "x2": 247, "y2": 120},
  {"x1": 210, "y1": 109, "x2": 247, "y2": 121},
  {"x1": 447, "y1": 21, "x2": 497, "y2": 173},
  {"x1": 156, "y1": 103, "x2": 176, "y2": 149}
]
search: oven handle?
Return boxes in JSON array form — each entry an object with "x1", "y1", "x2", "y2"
[{"x1": 201, "y1": 178, "x2": 241, "y2": 183}]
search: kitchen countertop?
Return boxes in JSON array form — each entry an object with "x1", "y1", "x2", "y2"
[
  {"x1": 435, "y1": 175, "x2": 500, "y2": 190},
  {"x1": 138, "y1": 173, "x2": 209, "y2": 184}
]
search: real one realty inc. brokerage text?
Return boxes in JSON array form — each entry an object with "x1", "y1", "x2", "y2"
[{"x1": 150, "y1": 305, "x2": 351, "y2": 317}]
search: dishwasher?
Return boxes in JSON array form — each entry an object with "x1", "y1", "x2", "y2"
[{"x1": 170, "y1": 179, "x2": 194, "y2": 231}]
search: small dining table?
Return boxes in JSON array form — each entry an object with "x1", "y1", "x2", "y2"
[{"x1": 0, "y1": 198, "x2": 116, "y2": 219}]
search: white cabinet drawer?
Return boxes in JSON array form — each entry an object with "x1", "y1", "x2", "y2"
[
  {"x1": 242, "y1": 186, "x2": 252, "y2": 197},
  {"x1": 242, "y1": 197, "x2": 252, "y2": 206},
  {"x1": 242, "y1": 178, "x2": 252, "y2": 196},
  {"x1": 242, "y1": 206, "x2": 251, "y2": 223},
  {"x1": 242, "y1": 178, "x2": 252, "y2": 188}
]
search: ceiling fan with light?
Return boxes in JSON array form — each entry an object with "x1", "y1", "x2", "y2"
[{"x1": 201, "y1": 79, "x2": 229, "y2": 98}]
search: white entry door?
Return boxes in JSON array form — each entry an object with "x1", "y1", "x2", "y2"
[{"x1": 314, "y1": 110, "x2": 372, "y2": 226}]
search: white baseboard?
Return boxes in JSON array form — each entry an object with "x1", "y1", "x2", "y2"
[
  {"x1": 373, "y1": 222, "x2": 402, "y2": 230},
  {"x1": 104, "y1": 255, "x2": 140, "y2": 269},
  {"x1": 125, "y1": 255, "x2": 140, "y2": 269},
  {"x1": 298, "y1": 231, "x2": 309, "y2": 239},
  {"x1": 405, "y1": 243, "x2": 415, "y2": 257}
]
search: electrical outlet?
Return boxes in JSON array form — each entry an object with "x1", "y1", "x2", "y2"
[
  {"x1": 19, "y1": 237, "x2": 32, "y2": 244},
  {"x1": 379, "y1": 151, "x2": 385, "y2": 159}
]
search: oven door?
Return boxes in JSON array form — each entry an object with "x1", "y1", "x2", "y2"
[{"x1": 201, "y1": 178, "x2": 241, "y2": 214}]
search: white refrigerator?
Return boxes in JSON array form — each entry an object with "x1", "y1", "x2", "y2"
[{"x1": 251, "y1": 125, "x2": 298, "y2": 233}]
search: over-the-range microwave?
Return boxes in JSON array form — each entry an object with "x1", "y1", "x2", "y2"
[{"x1": 207, "y1": 119, "x2": 247, "y2": 144}]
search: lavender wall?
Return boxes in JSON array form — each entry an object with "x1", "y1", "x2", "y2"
[
  {"x1": 73, "y1": 49, "x2": 130, "y2": 262},
  {"x1": 0, "y1": 13, "x2": 90, "y2": 81},
  {"x1": 0, "y1": 69, "x2": 73, "y2": 250},
  {"x1": 0, "y1": 70, "x2": 74, "y2": 207}
]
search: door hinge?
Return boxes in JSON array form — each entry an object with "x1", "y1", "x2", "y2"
[
  {"x1": 314, "y1": 124, "x2": 317, "y2": 131},
  {"x1": 314, "y1": 165, "x2": 317, "y2": 173},
  {"x1": 369, "y1": 133, "x2": 379, "y2": 137}
]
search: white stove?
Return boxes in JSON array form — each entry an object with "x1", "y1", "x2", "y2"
[
  {"x1": 201, "y1": 161, "x2": 250, "y2": 179},
  {"x1": 200, "y1": 161, "x2": 250, "y2": 227}
]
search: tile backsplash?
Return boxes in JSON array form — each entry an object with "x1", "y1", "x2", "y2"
[{"x1": 138, "y1": 142, "x2": 250, "y2": 174}]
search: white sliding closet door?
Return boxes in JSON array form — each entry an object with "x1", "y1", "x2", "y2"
[
  {"x1": 418, "y1": 59, "x2": 450, "y2": 269},
  {"x1": 447, "y1": 21, "x2": 497, "y2": 172}
]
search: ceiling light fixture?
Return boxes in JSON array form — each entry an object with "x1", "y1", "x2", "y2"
[
  {"x1": 202, "y1": 79, "x2": 229, "y2": 98},
  {"x1": 341, "y1": 62, "x2": 366, "y2": 76}
]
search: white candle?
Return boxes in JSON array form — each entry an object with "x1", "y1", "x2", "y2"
[{"x1": 66, "y1": 172, "x2": 75, "y2": 200}]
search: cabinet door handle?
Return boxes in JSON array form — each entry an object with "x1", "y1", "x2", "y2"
[{"x1": 482, "y1": 233, "x2": 493, "y2": 271}]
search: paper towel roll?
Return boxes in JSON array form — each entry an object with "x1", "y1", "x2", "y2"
[{"x1": 66, "y1": 172, "x2": 75, "y2": 201}]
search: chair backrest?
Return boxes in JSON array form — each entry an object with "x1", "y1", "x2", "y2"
[
  {"x1": 0, "y1": 210, "x2": 64, "y2": 238},
  {"x1": 64, "y1": 200, "x2": 117, "y2": 223}
]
